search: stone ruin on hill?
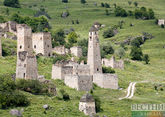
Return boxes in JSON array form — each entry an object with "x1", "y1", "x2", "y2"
[
  {"x1": 158, "y1": 19, "x2": 165, "y2": 26},
  {"x1": 102, "y1": 56, "x2": 124, "y2": 70}
]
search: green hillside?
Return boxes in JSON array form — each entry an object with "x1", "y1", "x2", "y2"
[{"x1": 0, "y1": 0, "x2": 165, "y2": 116}]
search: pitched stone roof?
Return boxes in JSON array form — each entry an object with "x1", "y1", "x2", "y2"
[
  {"x1": 80, "y1": 93, "x2": 95, "y2": 102},
  {"x1": 89, "y1": 26, "x2": 98, "y2": 32}
]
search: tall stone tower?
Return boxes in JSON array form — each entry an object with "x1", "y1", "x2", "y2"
[
  {"x1": 87, "y1": 26, "x2": 102, "y2": 75},
  {"x1": 16, "y1": 24, "x2": 38, "y2": 80},
  {"x1": 32, "y1": 32, "x2": 52, "y2": 57}
]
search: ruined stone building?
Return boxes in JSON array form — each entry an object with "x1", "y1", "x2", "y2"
[
  {"x1": 93, "y1": 22, "x2": 101, "y2": 29},
  {"x1": 102, "y1": 56, "x2": 124, "y2": 70},
  {"x1": 87, "y1": 26, "x2": 102, "y2": 75},
  {"x1": 87, "y1": 26, "x2": 118, "y2": 89},
  {"x1": 16, "y1": 24, "x2": 38, "y2": 80},
  {"x1": 0, "y1": 21, "x2": 17, "y2": 35},
  {"x1": 0, "y1": 37, "x2": 2, "y2": 56},
  {"x1": 32, "y1": 32, "x2": 52, "y2": 56},
  {"x1": 70, "y1": 46, "x2": 82, "y2": 57},
  {"x1": 158, "y1": 19, "x2": 165, "y2": 26},
  {"x1": 52, "y1": 46, "x2": 70, "y2": 55},
  {"x1": 79, "y1": 93, "x2": 96, "y2": 115}
]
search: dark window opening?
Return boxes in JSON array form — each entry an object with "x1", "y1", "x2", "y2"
[
  {"x1": 20, "y1": 45, "x2": 22, "y2": 49},
  {"x1": 23, "y1": 73, "x2": 25, "y2": 78},
  {"x1": 97, "y1": 68, "x2": 99, "y2": 71},
  {"x1": 47, "y1": 45, "x2": 49, "y2": 48},
  {"x1": 34, "y1": 45, "x2": 36, "y2": 48},
  {"x1": 48, "y1": 53, "x2": 51, "y2": 57}
]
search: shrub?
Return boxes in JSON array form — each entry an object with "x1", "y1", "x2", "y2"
[
  {"x1": 134, "y1": 1, "x2": 138, "y2": 7},
  {"x1": 34, "y1": 7, "x2": 51, "y2": 19},
  {"x1": 62, "y1": 0, "x2": 68, "y2": 3},
  {"x1": 52, "y1": 54, "x2": 69, "y2": 64},
  {"x1": 3, "y1": 0, "x2": 20, "y2": 8},
  {"x1": 0, "y1": 16, "x2": 6, "y2": 23},
  {"x1": 101, "y1": 43, "x2": 114, "y2": 58},
  {"x1": 130, "y1": 46, "x2": 143, "y2": 61},
  {"x1": 77, "y1": 38, "x2": 88, "y2": 56},
  {"x1": 67, "y1": 31, "x2": 78, "y2": 47},
  {"x1": 115, "y1": 47, "x2": 125, "y2": 59},
  {"x1": 102, "y1": 66, "x2": 115, "y2": 73},
  {"x1": 101, "y1": 3, "x2": 104, "y2": 7},
  {"x1": 103, "y1": 28, "x2": 115, "y2": 38},
  {"x1": 128, "y1": 1, "x2": 132, "y2": 6},
  {"x1": 143, "y1": 54, "x2": 149, "y2": 64},
  {"x1": 0, "y1": 75, "x2": 29, "y2": 109},
  {"x1": 59, "y1": 89, "x2": 70, "y2": 101},
  {"x1": 161, "y1": 24, "x2": 164, "y2": 28},
  {"x1": 104, "y1": 3, "x2": 110, "y2": 8},
  {"x1": 115, "y1": 7, "x2": 128, "y2": 17},
  {"x1": 93, "y1": 96, "x2": 101, "y2": 112},
  {"x1": 81, "y1": 0, "x2": 86, "y2": 4},
  {"x1": 105, "y1": 9, "x2": 109, "y2": 15},
  {"x1": 51, "y1": 29, "x2": 65, "y2": 47}
]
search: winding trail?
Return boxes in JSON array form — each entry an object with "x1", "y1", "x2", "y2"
[{"x1": 119, "y1": 82, "x2": 137, "y2": 100}]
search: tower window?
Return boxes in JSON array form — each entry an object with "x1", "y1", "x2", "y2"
[
  {"x1": 23, "y1": 73, "x2": 25, "y2": 78},
  {"x1": 20, "y1": 45, "x2": 22, "y2": 49},
  {"x1": 97, "y1": 68, "x2": 99, "y2": 71},
  {"x1": 47, "y1": 45, "x2": 49, "y2": 48},
  {"x1": 48, "y1": 53, "x2": 51, "y2": 57},
  {"x1": 34, "y1": 45, "x2": 36, "y2": 48},
  {"x1": 90, "y1": 36, "x2": 92, "y2": 41}
]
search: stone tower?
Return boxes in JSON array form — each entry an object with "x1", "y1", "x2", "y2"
[
  {"x1": 32, "y1": 32, "x2": 52, "y2": 56},
  {"x1": 0, "y1": 37, "x2": 2, "y2": 56},
  {"x1": 87, "y1": 26, "x2": 102, "y2": 75},
  {"x1": 16, "y1": 24, "x2": 38, "y2": 80}
]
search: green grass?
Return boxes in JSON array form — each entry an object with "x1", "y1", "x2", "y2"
[{"x1": 0, "y1": 0, "x2": 165, "y2": 116}]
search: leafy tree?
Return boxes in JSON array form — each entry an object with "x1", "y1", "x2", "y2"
[
  {"x1": 115, "y1": 47, "x2": 125, "y2": 59},
  {"x1": 81, "y1": 0, "x2": 86, "y2": 4},
  {"x1": 105, "y1": 9, "x2": 109, "y2": 15},
  {"x1": 0, "y1": 16, "x2": 6, "y2": 23},
  {"x1": 105, "y1": 3, "x2": 110, "y2": 8},
  {"x1": 102, "y1": 66, "x2": 115, "y2": 73},
  {"x1": 67, "y1": 32, "x2": 78, "y2": 46},
  {"x1": 148, "y1": 8, "x2": 155, "y2": 19},
  {"x1": 113, "y1": 3, "x2": 117, "y2": 8},
  {"x1": 128, "y1": 1, "x2": 132, "y2": 6},
  {"x1": 161, "y1": 24, "x2": 165, "y2": 28},
  {"x1": 115, "y1": 7, "x2": 128, "y2": 17},
  {"x1": 101, "y1": 43, "x2": 114, "y2": 58},
  {"x1": 101, "y1": 3, "x2": 104, "y2": 7},
  {"x1": 3, "y1": 0, "x2": 20, "y2": 8},
  {"x1": 134, "y1": 1, "x2": 138, "y2": 7},
  {"x1": 62, "y1": 0, "x2": 68, "y2": 3},
  {"x1": 143, "y1": 54, "x2": 149, "y2": 64},
  {"x1": 51, "y1": 29, "x2": 65, "y2": 47},
  {"x1": 130, "y1": 46, "x2": 143, "y2": 61},
  {"x1": 77, "y1": 38, "x2": 88, "y2": 56},
  {"x1": 103, "y1": 28, "x2": 115, "y2": 38}
]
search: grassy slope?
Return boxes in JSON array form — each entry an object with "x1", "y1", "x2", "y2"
[{"x1": 0, "y1": 0, "x2": 165, "y2": 116}]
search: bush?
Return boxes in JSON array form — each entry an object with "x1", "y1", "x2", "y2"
[
  {"x1": 130, "y1": 46, "x2": 143, "y2": 61},
  {"x1": 103, "y1": 28, "x2": 115, "y2": 38},
  {"x1": 81, "y1": 0, "x2": 86, "y2": 4},
  {"x1": 0, "y1": 16, "x2": 6, "y2": 23},
  {"x1": 34, "y1": 7, "x2": 51, "y2": 19},
  {"x1": 101, "y1": 3, "x2": 104, "y2": 7},
  {"x1": 59, "y1": 89, "x2": 70, "y2": 101},
  {"x1": 102, "y1": 66, "x2": 115, "y2": 73},
  {"x1": 0, "y1": 75, "x2": 29, "y2": 109},
  {"x1": 11, "y1": 14, "x2": 51, "y2": 32},
  {"x1": 134, "y1": 1, "x2": 138, "y2": 7},
  {"x1": 104, "y1": 3, "x2": 110, "y2": 8},
  {"x1": 3, "y1": 0, "x2": 20, "y2": 8},
  {"x1": 161, "y1": 24, "x2": 164, "y2": 28},
  {"x1": 51, "y1": 29, "x2": 66, "y2": 47},
  {"x1": 115, "y1": 7, "x2": 128, "y2": 17},
  {"x1": 16, "y1": 79, "x2": 49, "y2": 95},
  {"x1": 115, "y1": 47, "x2": 125, "y2": 59},
  {"x1": 101, "y1": 43, "x2": 114, "y2": 58},
  {"x1": 62, "y1": 0, "x2": 68, "y2": 3},
  {"x1": 93, "y1": 95, "x2": 101, "y2": 112},
  {"x1": 143, "y1": 54, "x2": 149, "y2": 64},
  {"x1": 67, "y1": 31, "x2": 78, "y2": 47},
  {"x1": 52, "y1": 54, "x2": 69, "y2": 64},
  {"x1": 77, "y1": 38, "x2": 88, "y2": 56}
]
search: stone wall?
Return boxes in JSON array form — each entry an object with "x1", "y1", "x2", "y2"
[
  {"x1": 72, "y1": 64, "x2": 90, "y2": 75},
  {"x1": 0, "y1": 37, "x2": 2, "y2": 56},
  {"x1": 102, "y1": 56, "x2": 124, "y2": 69},
  {"x1": 32, "y1": 32, "x2": 52, "y2": 56},
  {"x1": 70, "y1": 46, "x2": 82, "y2": 57},
  {"x1": 79, "y1": 102, "x2": 96, "y2": 115},
  {"x1": 0, "y1": 21, "x2": 17, "y2": 35},
  {"x1": 64, "y1": 74, "x2": 93, "y2": 91},
  {"x1": 52, "y1": 46, "x2": 68, "y2": 55},
  {"x1": 52, "y1": 64, "x2": 73, "y2": 80},
  {"x1": 93, "y1": 73, "x2": 118, "y2": 89},
  {"x1": 158, "y1": 19, "x2": 165, "y2": 26}
]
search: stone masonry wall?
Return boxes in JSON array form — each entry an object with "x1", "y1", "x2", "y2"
[
  {"x1": 70, "y1": 46, "x2": 82, "y2": 57},
  {"x1": 93, "y1": 73, "x2": 118, "y2": 89}
]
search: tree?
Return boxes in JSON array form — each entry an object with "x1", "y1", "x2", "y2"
[
  {"x1": 101, "y1": 43, "x2": 114, "y2": 58},
  {"x1": 52, "y1": 29, "x2": 66, "y2": 47},
  {"x1": 101, "y1": 3, "x2": 104, "y2": 7},
  {"x1": 105, "y1": 3, "x2": 110, "y2": 8},
  {"x1": 143, "y1": 54, "x2": 149, "y2": 64},
  {"x1": 115, "y1": 47, "x2": 125, "y2": 59},
  {"x1": 105, "y1": 9, "x2": 109, "y2": 15},
  {"x1": 115, "y1": 7, "x2": 128, "y2": 17},
  {"x1": 67, "y1": 32, "x2": 78, "y2": 47},
  {"x1": 81, "y1": 0, "x2": 86, "y2": 4},
  {"x1": 0, "y1": 16, "x2": 6, "y2": 23},
  {"x1": 77, "y1": 38, "x2": 88, "y2": 56},
  {"x1": 3, "y1": 0, "x2": 20, "y2": 8},
  {"x1": 103, "y1": 28, "x2": 115, "y2": 38},
  {"x1": 62, "y1": 0, "x2": 68, "y2": 3},
  {"x1": 102, "y1": 66, "x2": 115, "y2": 73},
  {"x1": 128, "y1": 1, "x2": 132, "y2": 6},
  {"x1": 130, "y1": 46, "x2": 143, "y2": 61},
  {"x1": 134, "y1": 1, "x2": 138, "y2": 7}
]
